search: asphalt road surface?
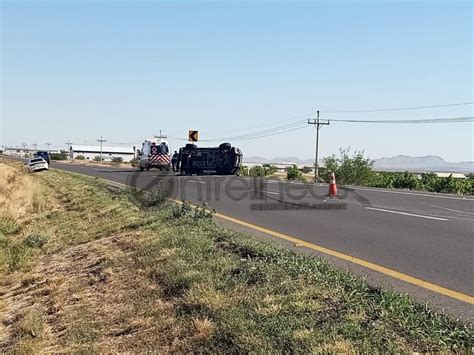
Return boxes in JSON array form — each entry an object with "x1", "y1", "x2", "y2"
[{"x1": 24, "y1": 161, "x2": 474, "y2": 320}]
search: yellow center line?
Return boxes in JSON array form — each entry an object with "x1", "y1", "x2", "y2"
[
  {"x1": 53, "y1": 169, "x2": 474, "y2": 305},
  {"x1": 210, "y1": 210, "x2": 474, "y2": 304}
]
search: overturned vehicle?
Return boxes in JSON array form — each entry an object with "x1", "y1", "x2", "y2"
[{"x1": 175, "y1": 142, "x2": 242, "y2": 175}]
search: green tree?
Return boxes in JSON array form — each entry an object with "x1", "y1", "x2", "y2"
[
  {"x1": 287, "y1": 165, "x2": 303, "y2": 181},
  {"x1": 322, "y1": 148, "x2": 375, "y2": 185},
  {"x1": 75, "y1": 155, "x2": 85, "y2": 160}
]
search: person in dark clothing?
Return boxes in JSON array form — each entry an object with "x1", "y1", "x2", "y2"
[{"x1": 171, "y1": 151, "x2": 179, "y2": 172}]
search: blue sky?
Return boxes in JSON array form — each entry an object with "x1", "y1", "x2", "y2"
[{"x1": 1, "y1": 0, "x2": 472, "y2": 161}]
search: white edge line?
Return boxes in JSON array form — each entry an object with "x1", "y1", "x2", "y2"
[
  {"x1": 365, "y1": 207, "x2": 448, "y2": 221},
  {"x1": 345, "y1": 186, "x2": 473, "y2": 201},
  {"x1": 249, "y1": 189, "x2": 280, "y2": 195},
  {"x1": 425, "y1": 204, "x2": 474, "y2": 216}
]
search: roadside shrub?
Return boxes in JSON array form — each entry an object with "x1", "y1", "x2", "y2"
[
  {"x1": 130, "y1": 184, "x2": 169, "y2": 208},
  {"x1": 93, "y1": 155, "x2": 101, "y2": 162},
  {"x1": 0, "y1": 218, "x2": 17, "y2": 237},
  {"x1": 170, "y1": 201, "x2": 194, "y2": 219},
  {"x1": 422, "y1": 174, "x2": 472, "y2": 195},
  {"x1": 286, "y1": 165, "x2": 303, "y2": 181},
  {"x1": 249, "y1": 165, "x2": 266, "y2": 177},
  {"x1": 301, "y1": 166, "x2": 313, "y2": 174},
  {"x1": 111, "y1": 156, "x2": 123, "y2": 164},
  {"x1": 248, "y1": 165, "x2": 278, "y2": 177},
  {"x1": 130, "y1": 158, "x2": 139, "y2": 167},
  {"x1": 262, "y1": 164, "x2": 278, "y2": 175},
  {"x1": 5, "y1": 244, "x2": 32, "y2": 271},
  {"x1": 394, "y1": 171, "x2": 421, "y2": 189},
  {"x1": 369, "y1": 172, "x2": 472, "y2": 194},
  {"x1": 169, "y1": 201, "x2": 215, "y2": 222},
  {"x1": 192, "y1": 204, "x2": 215, "y2": 222},
  {"x1": 50, "y1": 152, "x2": 68, "y2": 160},
  {"x1": 75, "y1": 155, "x2": 85, "y2": 160},
  {"x1": 371, "y1": 171, "x2": 421, "y2": 190},
  {"x1": 239, "y1": 165, "x2": 249, "y2": 176},
  {"x1": 24, "y1": 234, "x2": 48, "y2": 248}
]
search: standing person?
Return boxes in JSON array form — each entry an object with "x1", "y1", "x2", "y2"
[{"x1": 171, "y1": 151, "x2": 179, "y2": 172}]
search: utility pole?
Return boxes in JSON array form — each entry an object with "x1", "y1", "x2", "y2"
[
  {"x1": 65, "y1": 141, "x2": 73, "y2": 160},
  {"x1": 308, "y1": 111, "x2": 329, "y2": 182},
  {"x1": 32, "y1": 143, "x2": 37, "y2": 152},
  {"x1": 45, "y1": 142, "x2": 52, "y2": 153},
  {"x1": 97, "y1": 136, "x2": 107, "y2": 164},
  {"x1": 154, "y1": 130, "x2": 167, "y2": 139}
]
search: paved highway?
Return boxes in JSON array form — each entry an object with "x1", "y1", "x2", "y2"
[{"x1": 45, "y1": 162, "x2": 474, "y2": 320}]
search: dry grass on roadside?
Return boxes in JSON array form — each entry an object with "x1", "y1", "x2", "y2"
[
  {"x1": 0, "y1": 163, "x2": 51, "y2": 223},
  {"x1": 0, "y1": 161, "x2": 57, "y2": 273}
]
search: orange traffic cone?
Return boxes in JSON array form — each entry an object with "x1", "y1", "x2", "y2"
[{"x1": 328, "y1": 172, "x2": 338, "y2": 197}]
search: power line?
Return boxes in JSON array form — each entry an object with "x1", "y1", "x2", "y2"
[
  {"x1": 232, "y1": 125, "x2": 308, "y2": 141},
  {"x1": 206, "y1": 111, "x2": 317, "y2": 135},
  {"x1": 321, "y1": 102, "x2": 474, "y2": 113},
  {"x1": 169, "y1": 125, "x2": 306, "y2": 142},
  {"x1": 169, "y1": 115, "x2": 472, "y2": 143},
  {"x1": 173, "y1": 101, "x2": 473, "y2": 141},
  {"x1": 170, "y1": 115, "x2": 472, "y2": 143},
  {"x1": 214, "y1": 120, "x2": 307, "y2": 141},
  {"x1": 328, "y1": 116, "x2": 474, "y2": 123},
  {"x1": 170, "y1": 120, "x2": 307, "y2": 142}
]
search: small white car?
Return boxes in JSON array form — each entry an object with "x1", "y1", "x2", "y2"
[{"x1": 27, "y1": 157, "x2": 49, "y2": 172}]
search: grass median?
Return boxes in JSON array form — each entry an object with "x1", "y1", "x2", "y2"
[{"x1": 0, "y1": 158, "x2": 472, "y2": 352}]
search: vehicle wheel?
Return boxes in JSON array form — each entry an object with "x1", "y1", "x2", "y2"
[
  {"x1": 146, "y1": 164, "x2": 150, "y2": 171},
  {"x1": 140, "y1": 166, "x2": 144, "y2": 172},
  {"x1": 219, "y1": 142, "x2": 231, "y2": 151}
]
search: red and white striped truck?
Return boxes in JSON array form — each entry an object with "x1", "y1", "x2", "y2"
[{"x1": 138, "y1": 137, "x2": 171, "y2": 171}]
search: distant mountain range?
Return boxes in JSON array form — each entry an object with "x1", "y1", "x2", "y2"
[
  {"x1": 372, "y1": 155, "x2": 474, "y2": 173},
  {"x1": 243, "y1": 155, "x2": 474, "y2": 173}
]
